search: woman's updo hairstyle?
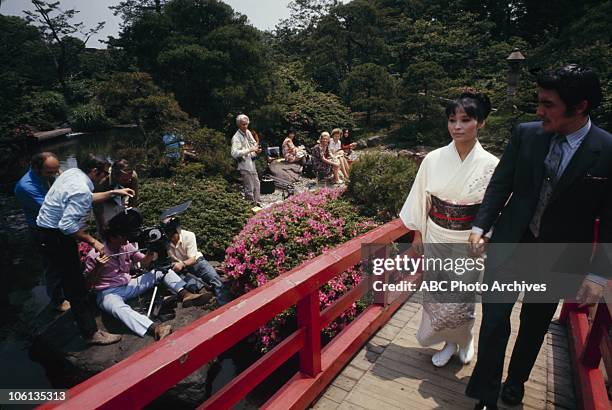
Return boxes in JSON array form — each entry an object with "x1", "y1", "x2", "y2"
[{"x1": 445, "y1": 90, "x2": 492, "y2": 122}]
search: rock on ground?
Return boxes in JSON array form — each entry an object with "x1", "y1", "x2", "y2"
[{"x1": 30, "y1": 293, "x2": 217, "y2": 406}]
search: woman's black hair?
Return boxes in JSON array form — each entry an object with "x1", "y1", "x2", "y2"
[{"x1": 445, "y1": 92, "x2": 492, "y2": 122}]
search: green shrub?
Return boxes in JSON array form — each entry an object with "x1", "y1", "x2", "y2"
[
  {"x1": 138, "y1": 176, "x2": 251, "y2": 260},
  {"x1": 185, "y1": 127, "x2": 235, "y2": 180},
  {"x1": 96, "y1": 72, "x2": 160, "y2": 122},
  {"x1": 23, "y1": 90, "x2": 67, "y2": 130},
  {"x1": 286, "y1": 91, "x2": 355, "y2": 147},
  {"x1": 95, "y1": 72, "x2": 197, "y2": 136},
  {"x1": 70, "y1": 103, "x2": 112, "y2": 131},
  {"x1": 130, "y1": 93, "x2": 197, "y2": 136},
  {"x1": 114, "y1": 145, "x2": 172, "y2": 178},
  {"x1": 345, "y1": 152, "x2": 419, "y2": 221},
  {"x1": 65, "y1": 79, "x2": 96, "y2": 105}
]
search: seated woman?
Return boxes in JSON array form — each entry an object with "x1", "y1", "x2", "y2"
[
  {"x1": 84, "y1": 216, "x2": 212, "y2": 341},
  {"x1": 311, "y1": 131, "x2": 341, "y2": 184},
  {"x1": 341, "y1": 128, "x2": 358, "y2": 162},
  {"x1": 281, "y1": 129, "x2": 306, "y2": 164},
  {"x1": 329, "y1": 128, "x2": 350, "y2": 181}
]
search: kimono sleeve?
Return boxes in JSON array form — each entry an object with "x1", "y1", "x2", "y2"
[{"x1": 399, "y1": 156, "x2": 429, "y2": 232}]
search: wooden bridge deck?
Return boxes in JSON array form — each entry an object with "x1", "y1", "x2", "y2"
[{"x1": 313, "y1": 297, "x2": 576, "y2": 410}]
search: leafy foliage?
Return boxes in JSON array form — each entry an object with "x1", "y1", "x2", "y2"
[
  {"x1": 341, "y1": 63, "x2": 399, "y2": 124},
  {"x1": 345, "y1": 152, "x2": 419, "y2": 220},
  {"x1": 24, "y1": 0, "x2": 105, "y2": 94},
  {"x1": 185, "y1": 127, "x2": 235, "y2": 179},
  {"x1": 95, "y1": 72, "x2": 197, "y2": 136},
  {"x1": 113, "y1": 0, "x2": 274, "y2": 129},
  {"x1": 70, "y1": 103, "x2": 112, "y2": 131},
  {"x1": 253, "y1": 63, "x2": 354, "y2": 148},
  {"x1": 23, "y1": 91, "x2": 68, "y2": 131},
  {"x1": 0, "y1": 15, "x2": 55, "y2": 138},
  {"x1": 138, "y1": 176, "x2": 251, "y2": 260}
]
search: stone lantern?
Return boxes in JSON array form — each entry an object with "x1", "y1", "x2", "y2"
[{"x1": 507, "y1": 48, "x2": 525, "y2": 97}]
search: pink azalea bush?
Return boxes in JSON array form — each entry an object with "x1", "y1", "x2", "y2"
[{"x1": 224, "y1": 187, "x2": 378, "y2": 352}]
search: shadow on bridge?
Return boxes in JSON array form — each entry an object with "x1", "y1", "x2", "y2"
[{"x1": 313, "y1": 298, "x2": 577, "y2": 410}]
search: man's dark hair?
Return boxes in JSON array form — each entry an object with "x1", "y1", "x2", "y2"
[
  {"x1": 31, "y1": 152, "x2": 58, "y2": 171},
  {"x1": 77, "y1": 153, "x2": 110, "y2": 174},
  {"x1": 111, "y1": 159, "x2": 133, "y2": 179},
  {"x1": 536, "y1": 64, "x2": 603, "y2": 115},
  {"x1": 162, "y1": 217, "x2": 181, "y2": 236}
]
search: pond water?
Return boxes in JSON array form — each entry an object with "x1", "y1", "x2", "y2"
[{"x1": 24, "y1": 129, "x2": 144, "y2": 175}]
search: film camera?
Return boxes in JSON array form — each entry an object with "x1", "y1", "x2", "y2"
[
  {"x1": 106, "y1": 201, "x2": 193, "y2": 319},
  {"x1": 106, "y1": 200, "x2": 192, "y2": 270}
]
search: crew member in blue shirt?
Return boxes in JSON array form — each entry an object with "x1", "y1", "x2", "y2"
[
  {"x1": 37, "y1": 153, "x2": 134, "y2": 346},
  {"x1": 14, "y1": 152, "x2": 68, "y2": 310}
]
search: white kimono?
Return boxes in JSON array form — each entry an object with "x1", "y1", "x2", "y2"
[{"x1": 399, "y1": 140, "x2": 499, "y2": 347}]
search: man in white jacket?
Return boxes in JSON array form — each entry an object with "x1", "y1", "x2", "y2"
[{"x1": 231, "y1": 114, "x2": 261, "y2": 203}]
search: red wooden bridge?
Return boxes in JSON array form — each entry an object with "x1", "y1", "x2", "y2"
[{"x1": 39, "y1": 219, "x2": 610, "y2": 409}]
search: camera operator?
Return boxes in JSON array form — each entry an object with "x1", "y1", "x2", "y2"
[
  {"x1": 164, "y1": 219, "x2": 229, "y2": 305},
  {"x1": 84, "y1": 215, "x2": 212, "y2": 341},
  {"x1": 36, "y1": 154, "x2": 133, "y2": 346}
]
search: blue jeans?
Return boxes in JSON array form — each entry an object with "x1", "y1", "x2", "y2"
[
  {"x1": 96, "y1": 270, "x2": 186, "y2": 337},
  {"x1": 188, "y1": 257, "x2": 228, "y2": 305}
]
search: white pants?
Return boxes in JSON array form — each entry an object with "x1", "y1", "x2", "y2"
[{"x1": 96, "y1": 270, "x2": 185, "y2": 337}]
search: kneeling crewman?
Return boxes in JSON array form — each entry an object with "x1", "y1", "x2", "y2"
[{"x1": 85, "y1": 215, "x2": 212, "y2": 340}]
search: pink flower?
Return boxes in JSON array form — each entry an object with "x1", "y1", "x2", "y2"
[{"x1": 224, "y1": 187, "x2": 378, "y2": 352}]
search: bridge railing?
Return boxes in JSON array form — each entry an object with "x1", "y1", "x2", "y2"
[
  {"x1": 559, "y1": 289, "x2": 611, "y2": 410},
  {"x1": 40, "y1": 219, "x2": 412, "y2": 410}
]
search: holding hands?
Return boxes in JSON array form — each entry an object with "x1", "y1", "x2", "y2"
[{"x1": 468, "y1": 232, "x2": 488, "y2": 257}]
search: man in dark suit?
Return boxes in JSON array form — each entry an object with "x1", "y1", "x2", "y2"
[{"x1": 465, "y1": 65, "x2": 612, "y2": 409}]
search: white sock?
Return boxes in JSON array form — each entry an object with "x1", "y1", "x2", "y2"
[
  {"x1": 432, "y1": 342, "x2": 457, "y2": 367},
  {"x1": 459, "y1": 337, "x2": 475, "y2": 364}
]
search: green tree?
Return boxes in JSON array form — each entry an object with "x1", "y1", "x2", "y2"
[
  {"x1": 341, "y1": 63, "x2": 399, "y2": 124},
  {"x1": 252, "y1": 63, "x2": 354, "y2": 147},
  {"x1": 95, "y1": 71, "x2": 196, "y2": 136},
  {"x1": 0, "y1": 15, "x2": 55, "y2": 137},
  {"x1": 113, "y1": 0, "x2": 274, "y2": 129},
  {"x1": 24, "y1": 0, "x2": 105, "y2": 96},
  {"x1": 303, "y1": 0, "x2": 388, "y2": 93},
  {"x1": 110, "y1": 0, "x2": 167, "y2": 27}
]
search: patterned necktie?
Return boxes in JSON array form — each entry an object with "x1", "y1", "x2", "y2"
[{"x1": 529, "y1": 134, "x2": 566, "y2": 237}]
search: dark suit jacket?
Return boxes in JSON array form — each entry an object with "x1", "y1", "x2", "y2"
[{"x1": 474, "y1": 121, "x2": 612, "y2": 278}]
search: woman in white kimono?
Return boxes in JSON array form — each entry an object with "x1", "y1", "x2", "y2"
[{"x1": 399, "y1": 92, "x2": 499, "y2": 367}]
